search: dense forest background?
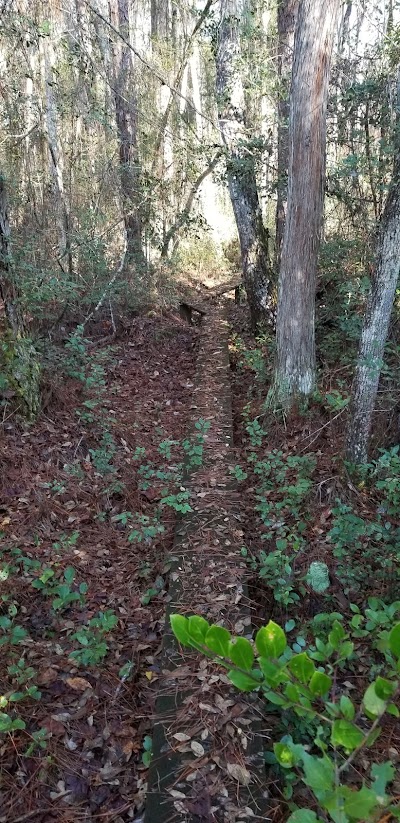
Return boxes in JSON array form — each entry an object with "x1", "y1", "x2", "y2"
[
  {"x1": 1, "y1": 0, "x2": 400, "y2": 456},
  {"x1": 2, "y1": 2, "x2": 400, "y2": 822}
]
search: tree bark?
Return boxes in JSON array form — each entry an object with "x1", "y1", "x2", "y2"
[
  {"x1": 0, "y1": 173, "x2": 23, "y2": 335},
  {"x1": 215, "y1": 0, "x2": 273, "y2": 331},
  {"x1": 0, "y1": 174, "x2": 40, "y2": 419},
  {"x1": 39, "y1": 34, "x2": 73, "y2": 276},
  {"x1": 275, "y1": 0, "x2": 299, "y2": 270},
  {"x1": 273, "y1": 0, "x2": 340, "y2": 403},
  {"x1": 111, "y1": 0, "x2": 146, "y2": 273},
  {"x1": 346, "y1": 68, "x2": 400, "y2": 465}
]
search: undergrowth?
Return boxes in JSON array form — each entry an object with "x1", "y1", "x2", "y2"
[{"x1": 0, "y1": 329, "x2": 208, "y2": 752}]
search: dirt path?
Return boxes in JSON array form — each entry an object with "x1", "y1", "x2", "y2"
[{"x1": 145, "y1": 306, "x2": 267, "y2": 823}]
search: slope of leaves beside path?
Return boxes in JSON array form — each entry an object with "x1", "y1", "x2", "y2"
[{"x1": 0, "y1": 314, "x2": 197, "y2": 822}]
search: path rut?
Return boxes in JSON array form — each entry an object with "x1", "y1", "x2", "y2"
[{"x1": 144, "y1": 305, "x2": 268, "y2": 823}]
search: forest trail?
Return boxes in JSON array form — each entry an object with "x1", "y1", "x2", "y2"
[{"x1": 145, "y1": 304, "x2": 267, "y2": 823}]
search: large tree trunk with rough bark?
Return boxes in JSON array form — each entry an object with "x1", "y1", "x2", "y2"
[
  {"x1": 346, "y1": 69, "x2": 400, "y2": 465},
  {"x1": 272, "y1": 0, "x2": 340, "y2": 404},
  {"x1": 275, "y1": 0, "x2": 299, "y2": 270},
  {"x1": 216, "y1": 0, "x2": 273, "y2": 331}
]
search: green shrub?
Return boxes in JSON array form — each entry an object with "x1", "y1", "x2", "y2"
[{"x1": 171, "y1": 612, "x2": 400, "y2": 823}]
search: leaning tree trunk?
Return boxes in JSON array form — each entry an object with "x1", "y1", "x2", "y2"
[
  {"x1": 346, "y1": 68, "x2": 400, "y2": 465},
  {"x1": 275, "y1": 0, "x2": 299, "y2": 270},
  {"x1": 216, "y1": 0, "x2": 273, "y2": 331},
  {"x1": 272, "y1": 0, "x2": 340, "y2": 404}
]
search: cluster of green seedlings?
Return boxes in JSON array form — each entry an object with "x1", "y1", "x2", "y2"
[
  {"x1": 0, "y1": 408, "x2": 211, "y2": 752},
  {"x1": 0, "y1": 542, "x2": 121, "y2": 743},
  {"x1": 63, "y1": 324, "x2": 210, "y2": 515},
  {"x1": 63, "y1": 326, "x2": 125, "y2": 493},
  {"x1": 231, "y1": 416, "x2": 400, "y2": 606},
  {"x1": 206, "y1": 374, "x2": 400, "y2": 819},
  {"x1": 171, "y1": 610, "x2": 400, "y2": 823},
  {"x1": 0, "y1": 331, "x2": 211, "y2": 761}
]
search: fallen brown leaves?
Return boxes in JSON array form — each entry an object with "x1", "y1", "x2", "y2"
[{"x1": 0, "y1": 314, "x2": 197, "y2": 821}]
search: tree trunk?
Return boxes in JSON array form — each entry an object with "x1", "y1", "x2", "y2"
[
  {"x1": 111, "y1": 0, "x2": 146, "y2": 273},
  {"x1": 39, "y1": 34, "x2": 73, "y2": 276},
  {"x1": 273, "y1": 0, "x2": 340, "y2": 403},
  {"x1": 275, "y1": 0, "x2": 299, "y2": 270},
  {"x1": 215, "y1": 0, "x2": 273, "y2": 331},
  {"x1": 0, "y1": 174, "x2": 40, "y2": 419},
  {"x1": 346, "y1": 68, "x2": 400, "y2": 465},
  {"x1": 0, "y1": 174, "x2": 22, "y2": 335}
]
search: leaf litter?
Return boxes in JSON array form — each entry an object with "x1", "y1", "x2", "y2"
[{"x1": 0, "y1": 314, "x2": 198, "y2": 821}]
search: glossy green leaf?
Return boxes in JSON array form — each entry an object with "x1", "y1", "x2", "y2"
[
  {"x1": 339, "y1": 695, "x2": 355, "y2": 720},
  {"x1": 255, "y1": 621, "x2": 286, "y2": 658},
  {"x1": 288, "y1": 652, "x2": 315, "y2": 684},
  {"x1": 302, "y1": 752, "x2": 335, "y2": 795},
  {"x1": 64, "y1": 566, "x2": 75, "y2": 585},
  {"x1": 371, "y1": 761, "x2": 395, "y2": 798},
  {"x1": 228, "y1": 637, "x2": 254, "y2": 670},
  {"x1": 363, "y1": 682, "x2": 386, "y2": 717},
  {"x1": 331, "y1": 720, "x2": 364, "y2": 751},
  {"x1": 309, "y1": 671, "x2": 332, "y2": 696},
  {"x1": 265, "y1": 689, "x2": 289, "y2": 706},
  {"x1": 287, "y1": 811, "x2": 322, "y2": 823},
  {"x1": 374, "y1": 676, "x2": 397, "y2": 701},
  {"x1": 389, "y1": 622, "x2": 400, "y2": 658},
  {"x1": 228, "y1": 669, "x2": 259, "y2": 692},
  {"x1": 342, "y1": 786, "x2": 377, "y2": 820},
  {"x1": 328, "y1": 620, "x2": 346, "y2": 650},
  {"x1": 285, "y1": 682, "x2": 300, "y2": 703},
  {"x1": 205, "y1": 625, "x2": 231, "y2": 657},
  {"x1": 258, "y1": 657, "x2": 282, "y2": 685},
  {"x1": 188, "y1": 615, "x2": 209, "y2": 644},
  {"x1": 337, "y1": 640, "x2": 354, "y2": 660},
  {"x1": 170, "y1": 614, "x2": 190, "y2": 646}
]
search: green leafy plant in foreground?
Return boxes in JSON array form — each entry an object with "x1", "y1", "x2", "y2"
[{"x1": 170, "y1": 613, "x2": 400, "y2": 823}]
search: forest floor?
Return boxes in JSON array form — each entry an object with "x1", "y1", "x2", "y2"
[
  {"x1": 1, "y1": 298, "x2": 400, "y2": 822},
  {"x1": 0, "y1": 312, "x2": 198, "y2": 821}
]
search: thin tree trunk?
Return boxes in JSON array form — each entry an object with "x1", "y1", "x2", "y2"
[
  {"x1": 275, "y1": 0, "x2": 299, "y2": 270},
  {"x1": 273, "y1": 0, "x2": 340, "y2": 403},
  {"x1": 0, "y1": 174, "x2": 40, "y2": 418},
  {"x1": 216, "y1": 0, "x2": 273, "y2": 330},
  {"x1": 160, "y1": 153, "x2": 221, "y2": 258},
  {"x1": 39, "y1": 35, "x2": 73, "y2": 276},
  {"x1": 0, "y1": 174, "x2": 23, "y2": 335},
  {"x1": 346, "y1": 68, "x2": 400, "y2": 465},
  {"x1": 111, "y1": 0, "x2": 146, "y2": 273}
]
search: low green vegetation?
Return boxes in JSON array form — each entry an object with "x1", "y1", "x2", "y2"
[
  {"x1": 171, "y1": 612, "x2": 400, "y2": 823},
  {"x1": 0, "y1": 365, "x2": 210, "y2": 751}
]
